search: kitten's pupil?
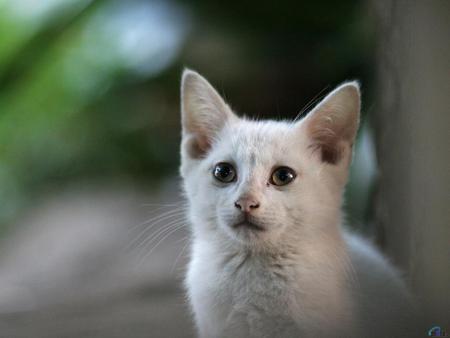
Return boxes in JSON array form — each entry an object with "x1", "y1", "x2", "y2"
[
  {"x1": 213, "y1": 163, "x2": 236, "y2": 183},
  {"x1": 279, "y1": 169, "x2": 289, "y2": 181},
  {"x1": 217, "y1": 166, "x2": 230, "y2": 178}
]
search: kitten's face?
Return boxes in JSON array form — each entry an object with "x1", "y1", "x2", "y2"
[{"x1": 180, "y1": 70, "x2": 360, "y2": 247}]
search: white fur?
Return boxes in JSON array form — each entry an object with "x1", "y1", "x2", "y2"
[{"x1": 180, "y1": 70, "x2": 418, "y2": 338}]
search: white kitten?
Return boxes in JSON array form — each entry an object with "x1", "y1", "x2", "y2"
[{"x1": 180, "y1": 70, "x2": 418, "y2": 338}]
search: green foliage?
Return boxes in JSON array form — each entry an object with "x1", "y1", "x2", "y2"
[{"x1": 0, "y1": 0, "x2": 375, "y2": 228}]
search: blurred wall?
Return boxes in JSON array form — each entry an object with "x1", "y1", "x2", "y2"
[{"x1": 373, "y1": 0, "x2": 450, "y2": 328}]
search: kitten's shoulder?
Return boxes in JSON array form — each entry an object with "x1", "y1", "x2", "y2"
[
  {"x1": 343, "y1": 231, "x2": 421, "y2": 337},
  {"x1": 343, "y1": 231, "x2": 406, "y2": 286}
]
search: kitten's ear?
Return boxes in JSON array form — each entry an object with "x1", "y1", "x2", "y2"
[
  {"x1": 181, "y1": 69, "x2": 237, "y2": 159},
  {"x1": 300, "y1": 81, "x2": 360, "y2": 165}
]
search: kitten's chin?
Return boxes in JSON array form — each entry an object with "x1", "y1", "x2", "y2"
[{"x1": 220, "y1": 216, "x2": 270, "y2": 244}]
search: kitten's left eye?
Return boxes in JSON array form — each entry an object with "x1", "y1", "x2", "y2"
[{"x1": 270, "y1": 167, "x2": 296, "y2": 186}]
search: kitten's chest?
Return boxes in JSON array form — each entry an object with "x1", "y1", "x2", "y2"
[
  {"x1": 226, "y1": 254, "x2": 292, "y2": 305},
  {"x1": 190, "y1": 248, "x2": 296, "y2": 314},
  {"x1": 187, "y1": 248, "x2": 303, "y2": 337},
  {"x1": 187, "y1": 243, "x2": 355, "y2": 337}
]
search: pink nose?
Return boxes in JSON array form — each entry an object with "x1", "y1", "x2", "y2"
[{"x1": 234, "y1": 197, "x2": 260, "y2": 213}]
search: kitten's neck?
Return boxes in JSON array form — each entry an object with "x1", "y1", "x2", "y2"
[{"x1": 196, "y1": 216, "x2": 349, "y2": 273}]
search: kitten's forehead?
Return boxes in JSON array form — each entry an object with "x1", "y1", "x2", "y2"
[
  {"x1": 231, "y1": 119, "x2": 291, "y2": 145},
  {"x1": 217, "y1": 119, "x2": 298, "y2": 165}
]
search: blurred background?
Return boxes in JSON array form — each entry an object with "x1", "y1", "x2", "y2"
[{"x1": 0, "y1": 0, "x2": 448, "y2": 337}]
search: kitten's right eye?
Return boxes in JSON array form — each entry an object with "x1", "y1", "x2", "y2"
[{"x1": 213, "y1": 162, "x2": 236, "y2": 183}]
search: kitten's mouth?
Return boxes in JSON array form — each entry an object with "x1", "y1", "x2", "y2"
[{"x1": 232, "y1": 219, "x2": 265, "y2": 232}]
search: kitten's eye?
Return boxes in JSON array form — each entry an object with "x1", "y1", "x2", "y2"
[
  {"x1": 270, "y1": 167, "x2": 296, "y2": 186},
  {"x1": 213, "y1": 162, "x2": 236, "y2": 183}
]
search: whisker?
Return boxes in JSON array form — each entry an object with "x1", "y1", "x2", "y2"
[
  {"x1": 171, "y1": 237, "x2": 190, "y2": 274},
  {"x1": 127, "y1": 213, "x2": 186, "y2": 251},
  {"x1": 130, "y1": 210, "x2": 186, "y2": 240},
  {"x1": 133, "y1": 214, "x2": 187, "y2": 250},
  {"x1": 140, "y1": 220, "x2": 184, "y2": 247},
  {"x1": 138, "y1": 224, "x2": 186, "y2": 263},
  {"x1": 293, "y1": 85, "x2": 330, "y2": 122},
  {"x1": 133, "y1": 224, "x2": 182, "y2": 260},
  {"x1": 130, "y1": 216, "x2": 186, "y2": 252},
  {"x1": 128, "y1": 206, "x2": 179, "y2": 232},
  {"x1": 140, "y1": 206, "x2": 187, "y2": 226},
  {"x1": 129, "y1": 207, "x2": 186, "y2": 231},
  {"x1": 139, "y1": 202, "x2": 184, "y2": 208},
  {"x1": 174, "y1": 234, "x2": 191, "y2": 245}
]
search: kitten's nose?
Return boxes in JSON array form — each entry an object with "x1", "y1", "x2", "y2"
[{"x1": 234, "y1": 197, "x2": 260, "y2": 213}]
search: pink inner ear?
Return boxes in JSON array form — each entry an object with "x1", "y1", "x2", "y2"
[
  {"x1": 309, "y1": 138, "x2": 344, "y2": 165},
  {"x1": 307, "y1": 116, "x2": 347, "y2": 165},
  {"x1": 319, "y1": 143, "x2": 342, "y2": 164},
  {"x1": 184, "y1": 133, "x2": 212, "y2": 159},
  {"x1": 197, "y1": 133, "x2": 211, "y2": 154}
]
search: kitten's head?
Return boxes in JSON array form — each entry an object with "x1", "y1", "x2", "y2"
[{"x1": 180, "y1": 70, "x2": 360, "y2": 248}]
